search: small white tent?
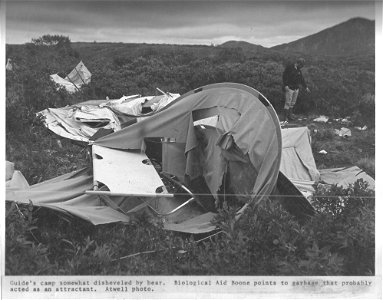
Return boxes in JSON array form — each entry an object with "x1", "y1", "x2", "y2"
[{"x1": 280, "y1": 127, "x2": 320, "y2": 198}]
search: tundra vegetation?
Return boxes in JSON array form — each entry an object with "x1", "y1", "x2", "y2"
[{"x1": 6, "y1": 36, "x2": 375, "y2": 275}]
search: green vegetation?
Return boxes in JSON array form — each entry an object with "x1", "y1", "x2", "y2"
[
  {"x1": 6, "y1": 180, "x2": 374, "y2": 275},
  {"x1": 5, "y1": 35, "x2": 375, "y2": 275}
]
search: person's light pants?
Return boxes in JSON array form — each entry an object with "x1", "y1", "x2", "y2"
[{"x1": 284, "y1": 87, "x2": 299, "y2": 109}]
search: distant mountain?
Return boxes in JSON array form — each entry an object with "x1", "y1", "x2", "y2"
[
  {"x1": 271, "y1": 17, "x2": 374, "y2": 56},
  {"x1": 220, "y1": 40, "x2": 267, "y2": 53},
  {"x1": 218, "y1": 40, "x2": 286, "y2": 60}
]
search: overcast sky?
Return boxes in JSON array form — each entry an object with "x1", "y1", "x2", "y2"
[{"x1": 5, "y1": 0, "x2": 376, "y2": 47}]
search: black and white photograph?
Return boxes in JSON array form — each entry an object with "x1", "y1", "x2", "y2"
[{"x1": 2, "y1": 0, "x2": 381, "y2": 298}]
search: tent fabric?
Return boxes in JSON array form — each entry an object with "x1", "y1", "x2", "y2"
[
  {"x1": 6, "y1": 168, "x2": 131, "y2": 225},
  {"x1": 280, "y1": 127, "x2": 320, "y2": 197},
  {"x1": 73, "y1": 105, "x2": 121, "y2": 131},
  {"x1": 50, "y1": 74, "x2": 79, "y2": 93},
  {"x1": 38, "y1": 107, "x2": 116, "y2": 142},
  {"x1": 100, "y1": 94, "x2": 180, "y2": 115},
  {"x1": 7, "y1": 83, "x2": 282, "y2": 234},
  {"x1": 38, "y1": 94, "x2": 180, "y2": 142},
  {"x1": 6, "y1": 171, "x2": 30, "y2": 190},
  {"x1": 145, "y1": 93, "x2": 180, "y2": 111},
  {"x1": 65, "y1": 61, "x2": 92, "y2": 87},
  {"x1": 319, "y1": 166, "x2": 375, "y2": 190},
  {"x1": 6, "y1": 161, "x2": 15, "y2": 181},
  {"x1": 50, "y1": 61, "x2": 91, "y2": 94},
  {"x1": 5, "y1": 167, "x2": 214, "y2": 231}
]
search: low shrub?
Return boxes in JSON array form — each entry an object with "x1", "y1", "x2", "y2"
[{"x1": 5, "y1": 180, "x2": 374, "y2": 275}]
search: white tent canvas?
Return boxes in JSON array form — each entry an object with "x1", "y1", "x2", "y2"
[
  {"x1": 50, "y1": 61, "x2": 91, "y2": 93},
  {"x1": 65, "y1": 61, "x2": 92, "y2": 87},
  {"x1": 320, "y1": 166, "x2": 375, "y2": 190},
  {"x1": 50, "y1": 74, "x2": 79, "y2": 93},
  {"x1": 280, "y1": 127, "x2": 320, "y2": 198}
]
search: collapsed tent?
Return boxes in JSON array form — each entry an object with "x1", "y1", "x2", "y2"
[
  {"x1": 38, "y1": 92, "x2": 180, "y2": 142},
  {"x1": 8, "y1": 88, "x2": 374, "y2": 234},
  {"x1": 50, "y1": 61, "x2": 91, "y2": 93},
  {"x1": 7, "y1": 83, "x2": 286, "y2": 233}
]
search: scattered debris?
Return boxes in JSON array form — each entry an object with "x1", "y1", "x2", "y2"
[
  {"x1": 335, "y1": 127, "x2": 352, "y2": 138},
  {"x1": 56, "y1": 139, "x2": 63, "y2": 148},
  {"x1": 5, "y1": 58, "x2": 13, "y2": 71},
  {"x1": 319, "y1": 150, "x2": 328, "y2": 154},
  {"x1": 340, "y1": 117, "x2": 352, "y2": 125},
  {"x1": 355, "y1": 125, "x2": 368, "y2": 131},
  {"x1": 313, "y1": 115, "x2": 329, "y2": 123}
]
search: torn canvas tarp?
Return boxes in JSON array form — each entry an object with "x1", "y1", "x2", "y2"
[
  {"x1": 100, "y1": 93, "x2": 180, "y2": 115},
  {"x1": 8, "y1": 83, "x2": 285, "y2": 233},
  {"x1": 50, "y1": 61, "x2": 91, "y2": 94},
  {"x1": 6, "y1": 168, "x2": 131, "y2": 225},
  {"x1": 319, "y1": 166, "x2": 375, "y2": 190},
  {"x1": 37, "y1": 106, "x2": 120, "y2": 142},
  {"x1": 38, "y1": 93, "x2": 180, "y2": 142},
  {"x1": 65, "y1": 61, "x2": 92, "y2": 87}
]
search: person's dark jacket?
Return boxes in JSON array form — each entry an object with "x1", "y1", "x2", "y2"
[{"x1": 282, "y1": 63, "x2": 307, "y2": 90}]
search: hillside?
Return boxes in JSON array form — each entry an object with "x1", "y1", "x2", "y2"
[
  {"x1": 219, "y1": 40, "x2": 271, "y2": 55},
  {"x1": 271, "y1": 17, "x2": 374, "y2": 56}
]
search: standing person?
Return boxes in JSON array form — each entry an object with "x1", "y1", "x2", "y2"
[{"x1": 281, "y1": 58, "x2": 310, "y2": 122}]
